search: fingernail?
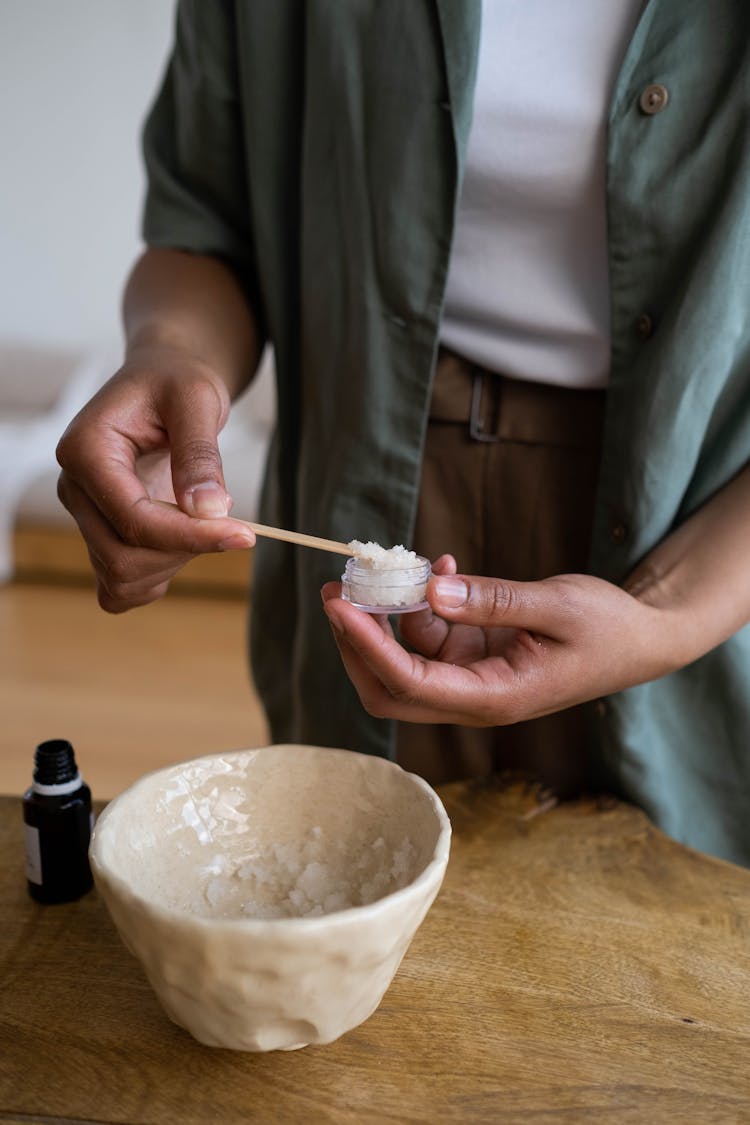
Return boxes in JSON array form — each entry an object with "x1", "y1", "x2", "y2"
[
  {"x1": 185, "y1": 481, "x2": 229, "y2": 518},
  {"x1": 433, "y1": 576, "x2": 468, "y2": 607},
  {"x1": 218, "y1": 533, "x2": 254, "y2": 551}
]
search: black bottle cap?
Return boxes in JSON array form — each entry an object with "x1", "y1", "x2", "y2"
[{"x1": 33, "y1": 739, "x2": 79, "y2": 786}]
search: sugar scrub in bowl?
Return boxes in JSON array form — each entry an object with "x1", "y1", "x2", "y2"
[
  {"x1": 89, "y1": 745, "x2": 451, "y2": 1051},
  {"x1": 342, "y1": 541, "x2": 432, "y2": 613}
]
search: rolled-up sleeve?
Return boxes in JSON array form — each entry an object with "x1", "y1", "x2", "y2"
[{"x1": 141, "y1": 0, "x2": 256, "y2": 279}]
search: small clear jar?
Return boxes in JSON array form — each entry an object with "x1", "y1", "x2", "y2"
[{"x1": 341, "y1": 556, "x2": 432, "y2": 614}]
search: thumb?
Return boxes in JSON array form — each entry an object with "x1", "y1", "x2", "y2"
[
  {"x1": 429, "y1": 573, "x2": 570, "y2": 636},
  {"x1": 163, "y1": 381, "x2": 231, "y2": 519}
]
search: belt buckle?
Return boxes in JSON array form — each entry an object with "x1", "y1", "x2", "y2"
[{"x1": 469, "y1": 369, "x2": 501, "y2": 442}]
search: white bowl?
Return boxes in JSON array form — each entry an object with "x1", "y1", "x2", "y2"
[{"x1": 89, "y1": 744, "x2": 451, "y2": 1051}]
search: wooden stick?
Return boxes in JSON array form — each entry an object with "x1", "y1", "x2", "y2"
[
  {"x1": 156, "y1": 501, "x2": 357, "y2": 556},
  {"x1": 235, "y1": 519, "x2": 357, "y2": 557}
]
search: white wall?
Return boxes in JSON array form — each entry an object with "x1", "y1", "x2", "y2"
[
  {"x1": 0, "y1": 0, "x2": 176, "y2": 352},
  {"x1": 0, "y1": 1, "x2": 274, "y2": 557}
]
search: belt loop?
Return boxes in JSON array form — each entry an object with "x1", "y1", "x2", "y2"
[{"x1": 469, "y1": 368, "x2": 501, "y2": 442}]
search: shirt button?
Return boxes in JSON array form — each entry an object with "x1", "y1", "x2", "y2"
[
  {"x1": 594, "y1": 699, "x2": 608, "y2": 719},
  {"x1": 636, "y1": 313, "x2": 654, "y2": 339},
  {"x1": 639, "y1": 84, "x2": 669, "y2": 115},
  {"x1": 610, "y1": 521, "x2": 628, "y2": 545}
]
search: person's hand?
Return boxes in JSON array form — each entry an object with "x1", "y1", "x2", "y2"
[
  {"x1": 56, "y1": 346, "x2": 255, "y2": 612},
  {"x1": 321, "y1": 556, "x2": 682, "y2": 726}
]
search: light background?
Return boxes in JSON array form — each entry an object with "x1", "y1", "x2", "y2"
[{"x1": 0, "y1": 0, "x2": 175, "y2": 352}]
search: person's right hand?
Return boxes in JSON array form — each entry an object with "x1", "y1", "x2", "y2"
[{"x1": 56, "y1": 345, "x2": 255, "y2": 612}]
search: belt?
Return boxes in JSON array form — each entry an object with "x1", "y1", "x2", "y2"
[{"x1": 429, "y1": 349, "x2": 606, "y2": 448}]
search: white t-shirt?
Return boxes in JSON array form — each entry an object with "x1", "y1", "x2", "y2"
[{"x1": 440, "y1": 0, "x2": 644, "y2": 388}]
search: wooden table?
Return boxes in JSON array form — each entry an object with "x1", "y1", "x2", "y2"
[{"x1": 2, "y1": 783, "x2": 750, "y2": 1124}]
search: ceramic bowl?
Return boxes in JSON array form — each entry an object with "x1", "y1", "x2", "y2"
[{"x1": 89, "y1": 744, "x2": 451, "y2": 1051}]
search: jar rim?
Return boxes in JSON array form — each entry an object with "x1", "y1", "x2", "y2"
[{"x1": 343, "y1": 555, "x2": 431, "y2": 579}]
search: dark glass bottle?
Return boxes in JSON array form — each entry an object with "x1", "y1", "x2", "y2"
[{"x1": 23, "y1": 739, "x2": 93, "y2": 903}]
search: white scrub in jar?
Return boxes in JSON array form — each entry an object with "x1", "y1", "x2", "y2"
[{"x1": 341, "y1": 542, "x2": 432, "y2": 614}]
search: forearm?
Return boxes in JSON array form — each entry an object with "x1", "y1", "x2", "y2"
[
  {"x1": 123, "y1": 247, "x2": 263, "y2": 399},
  {"x1": 624, "y1": 461, "x2": 750, "y2": 666}
]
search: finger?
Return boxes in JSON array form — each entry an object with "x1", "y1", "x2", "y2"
[
  {"x1": 397, "y1": 596, "x2": 450, "y2": 657},
  {"x1": 95, "y1": 547, "x2": 197, "y2": 612},
  {"x1": 325, "y1": 602, "x2": 448, "y2": 722},
  {"x1": 59, "y1": 474, "x2": 189, "y2": 574},
  {"x1": 321, "y1": 582, "x2": 396, "y2": 640},
  {"x1": 396, "y1": 554, "x2": 457, "y2": 656},
  {"x1": 58, "y1": 451, "x2": 253, "y2": 555},
  {"x1": 59, "y1": 476, "x2": 195, "y2": 610},
  {"x1": 159, "y1": 379, "x2": 231, "y2": 518},
  {"x1": 431, "y1": 553, "x2": 457, "y2": 577},
  {"x1": 96, "y1": 576, "x2": 172, "y2": 615},
  {"x1": 323, "y1": 594, "x2": 502, "y2": 723},
  {"x1": 321, "y1": 580, "x2": 342, "y2": 604},
  {"x1": 329, "y1": 622, "x2": 409, "y2": 718},
  {"x1": 428, "y1": 573, "x2": 582, "y2": 637}
]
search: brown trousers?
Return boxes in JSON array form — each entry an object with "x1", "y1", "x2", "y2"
[{"x1": 396, "y1": 350, "x2": 606, "y2": 797}]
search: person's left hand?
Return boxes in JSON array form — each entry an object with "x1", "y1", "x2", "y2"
[{"x1": 321, "y1": 555, "x2": 680, "y2": 726}]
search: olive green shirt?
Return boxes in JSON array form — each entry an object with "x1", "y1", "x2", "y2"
[{"x1": 142, "y1": 0, "x2": 750, "y2": 865}]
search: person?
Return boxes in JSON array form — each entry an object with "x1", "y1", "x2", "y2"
[{"x1": 56, "y1": 1, "x2": 750, "y2": 866}]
